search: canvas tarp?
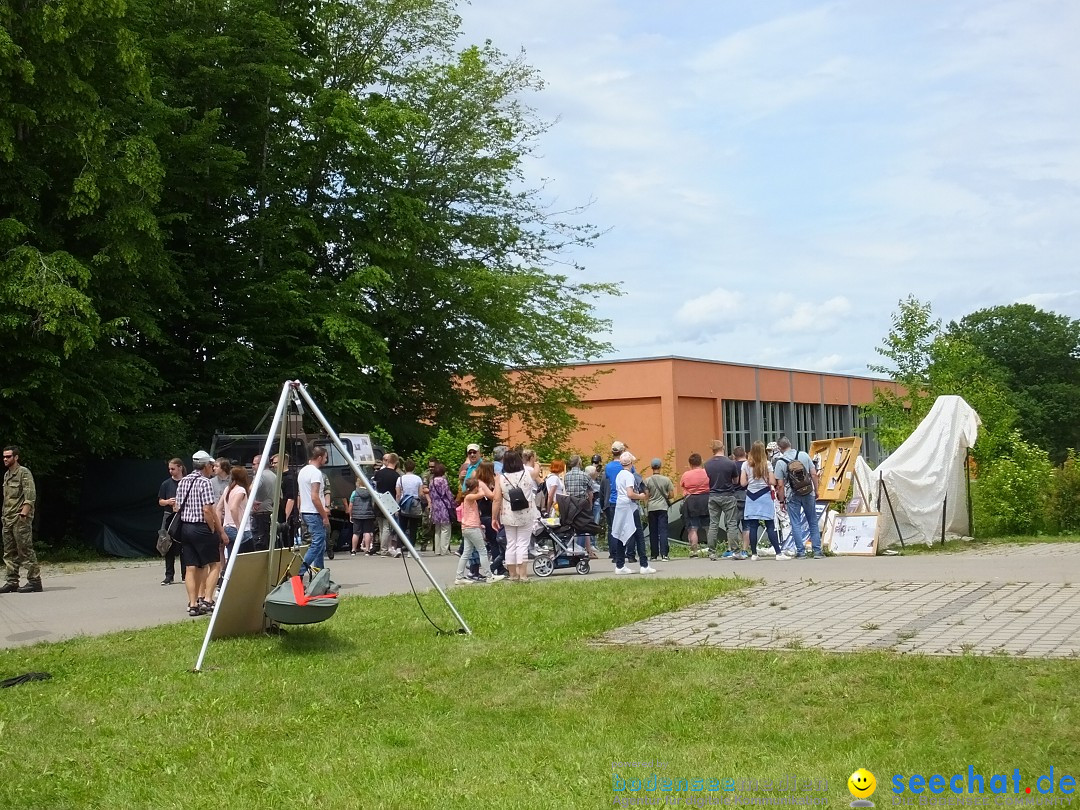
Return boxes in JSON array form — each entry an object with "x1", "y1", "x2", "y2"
[{"x1": 853, "y1": 395, "x2": 980, "y2": 547}]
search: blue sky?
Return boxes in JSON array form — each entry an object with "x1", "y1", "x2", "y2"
[{"x1": 457, "y1": 0, "x2": 1079, "y2": 375}]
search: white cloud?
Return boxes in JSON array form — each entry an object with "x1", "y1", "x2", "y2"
[{"x1": 675, "y1": 287, "x2": 746, "y2": 326}]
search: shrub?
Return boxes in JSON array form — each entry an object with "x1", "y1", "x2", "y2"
[
  {"x1": 971, "y1": 433, "x2": 1053, "y2": 537},
  {"x1": 1047, "y1": 450, "x2": 1080, "y2": 533}
]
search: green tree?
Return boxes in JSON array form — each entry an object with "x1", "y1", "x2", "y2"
[
  {"x1": 948, "y1": 304, "x2": 1080, "y2": 461},
  {"x1": 863, "y1": 297, "x2": 1016, "y2": 466}
]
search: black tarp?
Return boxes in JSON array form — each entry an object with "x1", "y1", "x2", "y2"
[{"x1": 79, "y1": 460, "x2": 165, "y2": 557}]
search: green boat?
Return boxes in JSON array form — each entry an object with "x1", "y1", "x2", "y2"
[{"x1": 264, "y1": 567, "x2": 340, "y2": 625}]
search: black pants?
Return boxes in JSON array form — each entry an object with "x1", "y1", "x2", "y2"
[
  {"x1": 606, "y1": 504, "x2": 636, "y2": 561},
  {"x1": 250, "y1": 512, "x2": 272, "y2": 552},
  {"x1": 612, "y1": 510, "x2": 647, "y2": 569},
  {"x1": 163, "y1": 515, "x2": 186, "y2": 582}
]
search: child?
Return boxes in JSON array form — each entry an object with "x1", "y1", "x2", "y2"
[
  {"x1": 349, "y1": 477, "x2": 375, "y2": 555},
  {"x1": 454, "y1": 478, "x2": 505, "y2": 585}
]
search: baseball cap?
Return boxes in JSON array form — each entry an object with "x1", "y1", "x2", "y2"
[
  {"x1": 651, "y1": 458, "x2": 662, "y2": 469},
  {"x1": 611, "y1": 440, "x2": 626, "y2": 453},
  {"x1": 619, "y1": 451, "x2": 636, "y2": 465},
  {"x1": 192, "y1": 450, "x2": 214, "y2": 465},
  {"x1": 466, "y1": 443, "x2": 480, "y2": 452},
  {"x1": 766, "y1": 441, "x2": 779, "y2": 452}
]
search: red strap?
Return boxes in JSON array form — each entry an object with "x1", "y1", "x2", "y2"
[{"x1": 289, "y1": 575, "x2": 338, "y2": 606}]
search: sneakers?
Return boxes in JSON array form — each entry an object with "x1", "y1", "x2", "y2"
[
  {"x1": 639, "y1": 566, "x2": 658, "y2": 574},
  {"x1": 160, "y1": 578, "x2": 173, "y2": 586},
  {"x1": 813, "y1": 552, "x2": 825, "y2": 559},
  {"x1": 775, "y1": 552, "x2": 791, "y2": 561},
  {"x1": 708, "y1": 551, "x2": 718, "y2": 561},
  {"x1": 614, "y1": 566, "x2": 632, "y2": 575},
  {"x1": 660, "y1": 555, "x2": 670, "y2": 562},
  {"x1": 721, "y1": 550, "x2": 735, "y2": 559},
  {"x1": 453, "y1": 577, "x2": 475, "y2": 585},
  {"x1": 750, "y1": 554, "x2": 759, "y2": 561},
  {"x1": 486, "y1": 574, "x2": 507, "y2": 583},
  {"x1": 732, "y1": 551, "x2": 749, "y2": 561}
]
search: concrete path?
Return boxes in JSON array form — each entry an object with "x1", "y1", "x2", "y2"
[{"x1": 1, "y1": 543, "x2": 1078, "y2": 652}]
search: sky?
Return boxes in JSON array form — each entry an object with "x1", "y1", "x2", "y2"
[{"x1": 456, "y1": 0, "x2": 1080, "y2": 376}]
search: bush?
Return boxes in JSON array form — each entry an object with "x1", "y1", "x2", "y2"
[
  {"x1": 1048, "y1": 450, "x2": 1080, "y2": 533},
  {"x1": 972, "y1": 434, "x2": 1054, "y2": 537}
]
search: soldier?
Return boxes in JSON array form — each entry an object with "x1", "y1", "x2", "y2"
[{"x1": 2, "y1": 445, "x2": 41, "y2": 593}]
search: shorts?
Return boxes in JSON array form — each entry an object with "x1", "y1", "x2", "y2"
[
  {"x1": 352, "y1": 518, "x2": 375, "y2": 536},
  {"x1": 686, "y1": 514, "x2": 709, "y2": 529},
  {"x1": 179, "y1": 522, "x2": 220, "y2": 568}
]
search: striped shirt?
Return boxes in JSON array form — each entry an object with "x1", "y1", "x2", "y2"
[{"x1": 176, "y1": 472, "x2": 216, "y2": 523}]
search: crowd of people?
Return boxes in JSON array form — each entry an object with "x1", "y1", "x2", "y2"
[{"x1": 156, "y1": 431, "x2": 825, "y2": 614}]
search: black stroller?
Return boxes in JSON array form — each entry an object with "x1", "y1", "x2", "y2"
[{"x1": 532, "y1": 494, "x2": 603, "y2": 578}]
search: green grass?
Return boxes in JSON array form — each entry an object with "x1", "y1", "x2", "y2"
[
  {"x1": 1, "y1": 577, "x2": 1078, "y2": 809},
  {"x1": 895, "y1": 533, "x2": 1080, "y2": 555}
]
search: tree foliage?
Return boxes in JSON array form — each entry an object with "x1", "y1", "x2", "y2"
[
  {"x1": 0, "y1": 0, "x2": 616, "y2": 491},
  {"x1": 948, "y1": 304, "x2": 1080, "y2": 461}
]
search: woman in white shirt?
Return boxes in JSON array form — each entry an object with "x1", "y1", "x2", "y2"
[
  {"x1": 396, "y1": 459, "x2": 425, "y2": 548},
  {"x1": 611, "y1": 452, "x2": 655, "y2": 575},
  {"x1": 492, "y1": 450, "x2": 539, "y2": 582}
]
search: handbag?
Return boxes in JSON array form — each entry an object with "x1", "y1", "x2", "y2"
[
  {"x1": 165, "y1": 484, "x2": 193, "y2": 546},
  {"x1": 155, "y1": 514, "x2": 174, "y2": 556}
]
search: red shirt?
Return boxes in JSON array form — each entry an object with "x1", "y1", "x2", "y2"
[{"x1": 679, "y1": 467, "x2": 709, "y2": 495}]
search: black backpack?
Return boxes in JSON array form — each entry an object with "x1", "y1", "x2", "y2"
[
  {"x1": 503, "y1": 474, "x2": 530, "y2": 512},
  {"x1": 785, "y1": 454, "x2": 815, "y2": 497}
]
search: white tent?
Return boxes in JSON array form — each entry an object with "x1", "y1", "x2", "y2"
[{"x1": 853, "y1": 395, "x2": 980, "y2": 547}]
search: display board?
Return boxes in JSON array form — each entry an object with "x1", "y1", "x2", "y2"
[
  {"x1": 809, "y1": 437, "x2": 863, "y2": 501},
  {"x1": 210, "y1": 545, "x2": 307, "y2": 639},
  {"x1": 826, "y1": 513, "x2": 879, "y2": 556}
]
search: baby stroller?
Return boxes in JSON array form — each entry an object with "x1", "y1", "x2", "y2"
[{"x1": 532, "y1": 494, "x2": 603, "y2": 578}]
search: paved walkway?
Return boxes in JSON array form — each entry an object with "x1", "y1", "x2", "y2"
[{"x1": 1, "y1": 542, "x2": 1078, "y2": 652}]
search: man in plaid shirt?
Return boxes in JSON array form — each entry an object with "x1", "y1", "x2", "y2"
[
  {"x1": 175, "y1": 450, "x2": 229, "y2": 617},
  {"x1": 562, "y1": 455, "x2": 598, "y2": 558}
]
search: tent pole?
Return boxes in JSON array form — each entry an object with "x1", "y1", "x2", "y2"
[
  {"x1": 265, "y1": 398, "x2": 293, "y2": 609},
  {"x1": 940, "y1": 494, "x2": 947, "y2": 546},
  {"x1": 972, "y1": 451, "x2": 980, "y2": 540},
  {"x1": 294, "y1": 383, "x2": 472, "y2": 635},
  {"x1": 880, "y1": 479, "x2": 905, "y2": 549},
  {"x1": 195, "y1": 381, "x2": 293, "y2": 672}
]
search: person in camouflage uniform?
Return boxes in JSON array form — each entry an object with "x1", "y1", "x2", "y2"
[{"x1": 2, "y1": 445, "x2": 41, "y2": 593}]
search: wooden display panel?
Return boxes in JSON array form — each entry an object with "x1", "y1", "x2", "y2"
[{"x1": 809, "y1": 437, "x2": 862, "y2": 502}]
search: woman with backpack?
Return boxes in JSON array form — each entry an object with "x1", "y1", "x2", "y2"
[
  {"x1": 492, "y1": 450, "x2": 539, "y2": 582},
  {"x1": 740, "y1": 441, "x2": 789, "y2": 561}
]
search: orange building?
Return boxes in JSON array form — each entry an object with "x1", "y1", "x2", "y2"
[{"x1": 506, "y1": 356, "x2": 899, "y2": 472}]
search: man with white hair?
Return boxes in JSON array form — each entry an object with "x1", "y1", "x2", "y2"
[
  {"x1": 611, "y1": 451, "x2": 655, "y2": 574},
  {"x1": 175, "y1": 450, "x2": 229, "y2": 616}
]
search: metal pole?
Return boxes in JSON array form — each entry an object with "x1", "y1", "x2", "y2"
[
  {"x1": 195, "y1": 381, "x2": 293, "y2": 672},
  {"x1": 294, "y1": 383, "x2": 472, "y2": 635},
  {"x1": 940, "y1": 494, "x2": 947, "y2": 546},
  {"x1": 879, "y1": 478, "x2": 905, "y2": 549}
]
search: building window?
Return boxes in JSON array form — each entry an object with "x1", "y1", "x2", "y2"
[
  {"x1": 794, "y1": 403, "x2": 817, "y2": 451},
  {"x1": 761, "y1": 402, "x2": 786, "y2": 445},
  {"x1": 723, "y1": 400, "x2": 753, "y2": 454},
  {"x1": 824, "y1": 405, "x2": 845, "y2": 438}
]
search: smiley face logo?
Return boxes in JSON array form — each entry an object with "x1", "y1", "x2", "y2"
[{"x1": 848, "y1": 768, "x2": 876, "y2": 801}]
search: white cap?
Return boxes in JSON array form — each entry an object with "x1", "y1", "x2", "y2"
[
  {"x1": 611, "y1": 440, "x2": 626, "y2": 453},
  {"x1": 619, "y1": 451, "x2": 636, "y2": 466},
  {"x1": 192, "y1": 450, "x2": 214, "y2": 466}
]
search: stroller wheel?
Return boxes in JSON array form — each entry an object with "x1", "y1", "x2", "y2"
[
  {"x1": 533, "y1": 556, "x2": 555, "y2": 578},
  {"x1": 576, "y1": 560, "x2": 591, "y2": 575}
]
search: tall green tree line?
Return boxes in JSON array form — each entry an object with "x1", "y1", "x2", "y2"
[
  {"x1": 865, "y1": 296, "x2": 1080, "y2": 465},
  {"x1": 1, "y1": 0, "x2": 616, "y2": 478}
]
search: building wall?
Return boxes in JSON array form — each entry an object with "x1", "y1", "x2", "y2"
[{"x1": 506, "y1": 356, "x2": 898, "y2": 479}]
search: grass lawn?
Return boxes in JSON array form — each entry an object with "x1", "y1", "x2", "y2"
[
  {"x1": 1, "y1": 576, "x2": 1078, "y2": 809},
  {"x1": 895, "y1": 533, "x2": 1080, "y2": 556}
]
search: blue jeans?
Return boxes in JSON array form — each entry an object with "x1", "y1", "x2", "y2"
[
  {"x1": 648, "y1": 509, "x2": 668, "y2": 558},
  {"x1": 786, "y1": 493, "x2": 821, "y2": 555},
  {"x1": 301, "y1": 514, "x2": 327, "y2": 573}
]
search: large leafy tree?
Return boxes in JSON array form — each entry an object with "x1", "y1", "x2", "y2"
[
  {"x1": 947, "y1": 304, "x2": 1080, "y2": 461},
  {"x1": 864, "y1": 297, "x2": 1017, "y2": 466},
  {"x1": 1, "y1": 0, "x2": 616, "y2": 484}
]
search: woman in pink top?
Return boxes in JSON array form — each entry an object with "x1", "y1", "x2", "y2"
[
  {"x1": 679, "y1": 453, "x2": 710, "y2": 557},
  {"x1": 453, "y1": 478, "x2": 504, "y2": 585}
]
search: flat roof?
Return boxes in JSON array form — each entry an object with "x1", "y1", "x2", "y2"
[{"x1": 563, "y1": 354, "x2": 892, "y2": 383}]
